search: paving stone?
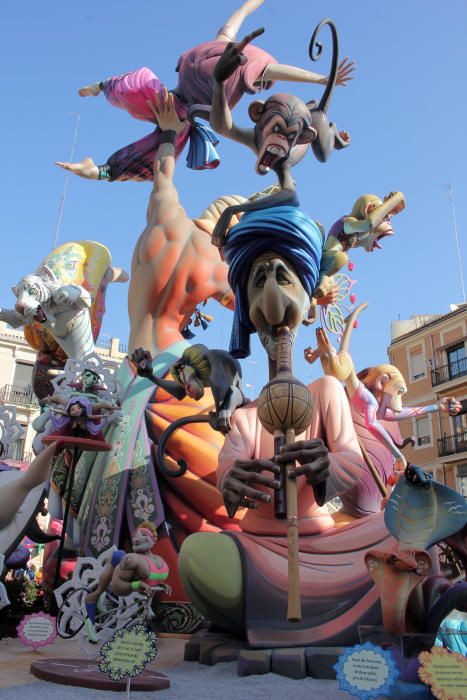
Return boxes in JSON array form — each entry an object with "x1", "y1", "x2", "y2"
[
  {"x1": 271, "y1": 647, "x2": 307, "y2": 679},
  {"x1": 184, "y1": 637, "x2": 202, "y2": 661},
  {"x1": 210, "y1": 641, "x2": 247, "y2": 665},
  {"x1": 198, "y1": 639, "x2": 229, "y2": 665},
  {"x1": 184, "y1": 631, "x2": 240, "y2": 662},
  {"x1": 237, "y1": 649, "x2": 272, "y2": 676},
  {"x1": 305, "y1": 646, "x2": 344, "y2": 679}
]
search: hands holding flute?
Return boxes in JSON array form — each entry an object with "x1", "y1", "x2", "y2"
[{"x1": 223, "y1": 438, "x2": 330, "y2": 515}]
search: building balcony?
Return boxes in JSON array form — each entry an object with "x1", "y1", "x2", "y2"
[
  {"x1": 0, "y1": 383, "x2": 39, "y2": 408},
  {"x1": 438, "y1": 431, "x2": 467, "y2": 458},
  {"x1": 431, "y1": 357, "x2": 467, "y2": 387}
]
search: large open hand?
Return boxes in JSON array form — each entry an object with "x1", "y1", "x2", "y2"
[
  {"x1": 223, "y1": 457, "x2": 280, "y2": 515},
  {"x1": 316, "y1": 327, "x2": 354, "y2": 382},
  {"x1": 276, "y1": 439, "x2": 330, "y2": 486},
  {"x1": 146, "y1": 87, "x2": 186, "y2": 133},
  {"x1": 336, "y1": 57, "x2": 355, "y2": 86},
  {"x1": 214, "y1": 28, "x2": 265, "y2": 83}
]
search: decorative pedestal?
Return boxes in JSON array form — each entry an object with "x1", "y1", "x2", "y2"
[{"x1": 30, "y1": 658, "x2": 170, "y2": 691}]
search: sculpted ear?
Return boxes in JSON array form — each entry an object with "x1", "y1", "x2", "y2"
[
  {"x1": 297, "y1": 125, "x2": 317, "y2": 144},
  {"x1": 36, "y1": 264, "x2": 57, "y2": 284},
  {"x1": 364, "y1": 202, "x2": 378, "y2": 216},
  {"x1": 11, "y1": 286, "x2": 18, "y2": 296},
  {"x1": 248, "y1": 100, "x2": 266, "y2": 123},
  {"x1": 375, "y1": 373, "x2": 390, "y2": 392}
]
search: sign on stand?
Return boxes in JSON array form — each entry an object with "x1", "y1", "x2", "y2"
[{"x1": 98, "y1": 623, "x2": 158, "y2": 699}]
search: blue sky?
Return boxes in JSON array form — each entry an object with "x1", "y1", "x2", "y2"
[{"x1": 2, "y1": 0, "x2": 467, "y2": 394}]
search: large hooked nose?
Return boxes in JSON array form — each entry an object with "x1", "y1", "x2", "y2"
[
  {"x1": 15, "y1": 302, "x2": 25, "y2": 315},
  {"x1": 260, "y1": 277, "x2": 290, "y2": 326}
]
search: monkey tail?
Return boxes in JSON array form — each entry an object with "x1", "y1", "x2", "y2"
[
  {"x1": 309, "y1": 18, "x2": 339, "y2": 113},
  {"x1": 156, "y1": 415, "x2": 211, "y2": 478},
  {"x1": 339, "y1": 302, "x2": 368, "y2": 354},
  {"x1": 393, "y1": 436, "x2": 416, "y2": 450}
]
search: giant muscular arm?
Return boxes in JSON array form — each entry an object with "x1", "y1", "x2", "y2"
[{"x1": 144, "y1": 89, "x2": 188, "y2": 229}]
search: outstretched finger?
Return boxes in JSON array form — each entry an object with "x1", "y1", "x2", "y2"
[
  {"x1": 237, "y1": 27, "x2": 265, "y2": 51},
  {"x1": 234, "y1": 469, "x2": 280, "y2": 489},
  {"x1": 240, "y1": 496, "x2": 258, "y2": 509},
  {"x1": 147, "y1": 96, "x2": 160, "y2": 119},
  {"x1": 338, "y1": 56, "x2": 356, "y2": 70},
  {"x1": 316, "y1": 327, "x2": 333, "y2": 354},
  {"x1": 235, "y1": 459, "x2": 280, "y2": 475}
]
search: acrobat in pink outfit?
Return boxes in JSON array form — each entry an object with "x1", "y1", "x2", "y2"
[{"x1": 56, "y1": 1, "x2": 354, "y2": 182}]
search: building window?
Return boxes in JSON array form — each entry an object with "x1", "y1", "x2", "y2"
[
  {"x1": 415, "y1": 416, "x2": 432, "y2": 447},
  {"x1": 13, "y1": 362, "x2": 33, "y2": 387},
  {"x1": 409, "y1": 349, "x2": 426, "y2": 382},
  {"x1": 447, "y1": 343, "x2": 466, "y2": 380},
  {"x1": 12, "y1": 425, "x2": 27, "y2": 461},
  {"x1": 454, "y1": 412, "x2": 467, "y2": 435},
  {"x1": 458, "y1": 463, "x2": 467, "y2": 499}
]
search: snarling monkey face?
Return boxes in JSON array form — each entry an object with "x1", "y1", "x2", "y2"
[{"x1": 249, "y1": 94, "x2": 317, "y2": 176}]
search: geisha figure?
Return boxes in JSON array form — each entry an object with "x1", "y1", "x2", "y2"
[
  {"x1": 56, "y1": 0, "x2": 354, "y2": 183},
  {"x1": 46, "y1": 394, "x2": 117, "y2": 442}
]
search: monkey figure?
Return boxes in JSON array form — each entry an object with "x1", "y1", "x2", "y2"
[
  {"x1": 132, "y1": 345, "x2": 248, "y2": 477},
  {"x1": 304, "y1": 304, "x2": 462, "y2": 474},
  {"x1": 133, "y1": 345, "x2": 247, "y2": 434},
  {"x1": 313, "y1": 191, "x2": 405, "y2": 298},
  {"x1": 210, "y1": 21, "x2": 351, "y2": 248}
]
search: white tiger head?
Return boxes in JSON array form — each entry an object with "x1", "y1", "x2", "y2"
[{"x1": 12, "y1": 265, "x2": 60, "y2": 323}]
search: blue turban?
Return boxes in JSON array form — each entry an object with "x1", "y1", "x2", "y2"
[{"x1": 223, "y1": 205, "x2": 323, "y2": 358}]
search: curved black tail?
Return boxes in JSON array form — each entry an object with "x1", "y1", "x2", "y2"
[
  {"x1": 156, "y1": 415, "x2": 211, "y2": 478},
  {"x1": 309, "y1": 18, "x2": 339, "y2": 113}
]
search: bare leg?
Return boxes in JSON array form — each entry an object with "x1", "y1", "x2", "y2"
[
  {"x1": 262, "y1": 63, "x2": 326, "y2": 86},
  {"x1": 262, "y1": 57, "x2": 355, "y2": 87},
  {"x1": 78, "y1": 82, "x2": 102, "y2": 97},
  {"x1": 84, "y1": 561, "x2": 114, "y2": 642},
  {"x1": 55, "y1": 157, "x2": 100, "y2": 180},
  {"x1": 86, "y1": 563, "x2": 114, "y2": 605},
  {"x1": 216, "y1": 0, "x2": 266, "y2": 41},
  {"x1": 178, "y1": 532, "x2": 245, "y2": 636},
  {"x1": 0, "y1": 442, "x2": 57, "y2": 529}
]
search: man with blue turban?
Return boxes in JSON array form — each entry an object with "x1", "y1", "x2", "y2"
[
  {"x1": 223, "y1": 205, "x2": 323, "y2": 359},
  {"x1": 178, "y1": 203, "x2": 396, "y2": 650}
]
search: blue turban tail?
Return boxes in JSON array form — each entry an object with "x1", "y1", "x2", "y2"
[
  {"x1": 186, "y1": 120, "x2": 220, "y2": 170},
  {"x1": 223, "y1": 205, "x2": 323, "y2": 358}
]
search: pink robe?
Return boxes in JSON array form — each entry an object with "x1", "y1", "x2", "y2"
[
  {"x1": 101, "y1": 42, "x2": 277, "y2": 181},
  {"x1": 217, "y1": 376, "x2": 397, "y2": 647}
]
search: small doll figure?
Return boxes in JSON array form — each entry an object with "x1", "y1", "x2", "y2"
[
  {"x1": 314, "y1": 191, "x2": 405, "y2": 298},
  {"x1": 84, "y1": 521, "x2": 171, "y2": 643},
  {"x1": 46, "y1": 394, "x2": 116, "y2": 442}
]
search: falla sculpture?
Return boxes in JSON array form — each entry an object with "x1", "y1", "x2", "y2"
[{"x1": 5, "y1": 2, "x2": 466, "y2": 689}]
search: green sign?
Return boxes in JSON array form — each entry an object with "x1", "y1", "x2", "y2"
[{"x1": 98, "y1": 624, "x2": 158, "y2": 682}]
